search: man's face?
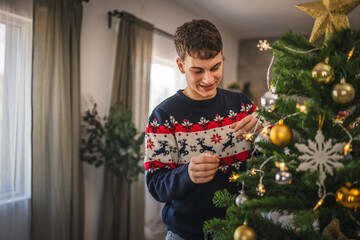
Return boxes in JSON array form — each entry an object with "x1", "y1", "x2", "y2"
[{"x1": 176, "y1": 52, "x2": 223, "y2": 101}]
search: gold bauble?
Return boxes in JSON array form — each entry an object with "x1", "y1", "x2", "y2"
[
  {"x1": 234, "y1": 222, "x2": 257, "y2": 240},
  {"x1": 322, "y1": 218, "x2": 351, "y2": 240},
  {"x1": 312, "y1": 58, "x2": 334, "y2": 83},
  {"x1": 336, "y1": 182, "x2": 360, "y2": 212},
  {"x1": 332, "y1": 78, "x2": 355, "y2": 104},
  {"x1": 270, "y1": 120, "x2": 293, "y2": 146}
]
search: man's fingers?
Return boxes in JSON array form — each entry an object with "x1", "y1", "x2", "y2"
[
  {"x1": 231, "y1": 116, "x2": 251, "y2": 132},
  {"x1": 190, "y1": 162, "x2": 219, "y2": 172},
  {"x1": 190, "y1": 153, "x2": 219, "y2": 164},
  {"x1": 192, "y1": 175, "x2": 215, "y2": 184},
  {"x1": 190, "y1": 168, "x2": 218, "y2": 178},
  {"x1": 232, "y1": 116, "x2": 262, "y2": 138},
  {"x1": 235, "y1": 125, "x2": 255, "y2": 138},
  {"x1": 189, "y1": 168, "x2": 218, "y2": 183},
  {"x1": 188, "y1": 153, "x2": 220, "y2": 183}
]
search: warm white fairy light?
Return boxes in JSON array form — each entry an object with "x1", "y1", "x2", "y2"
[
  {"x1": 296, "y1": 103, "x2": 307, "y2": 114},
  {"x1": 313, "y1": 198, "x2": 324, "y2": 210},
  {"x1": 275, "y1": 161, "x2": 287, "y2": 171},
  {"x1": 243, "y1": 132, "x2": 253, "y2": 141},
  {"x1": 335, "y1": 122, "x2": 353, "y2": 156},
  {"x1": 261, "y1": 126, "x2": 270, "y2": 137},
  {"x1": 229, "y1": 173, "x2": 240, "y2": 182},
  {"x1": 313, "y1": 193, "x2": 335, "y2": 211},
  {"x1": 344, "y1": 143, "x2": 352, "y2": 155},
  {"x1": 257, "y1": 40, "x2": 271, "y2": 51}
]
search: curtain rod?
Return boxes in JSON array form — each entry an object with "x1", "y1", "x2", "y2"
[{"x1": 107, "y1": 10, "x2": 174, "y2": 39}]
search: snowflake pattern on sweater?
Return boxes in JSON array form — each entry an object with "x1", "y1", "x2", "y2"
[{"x1": 144, "y1": 89, "x2": 262, "y2": 174}]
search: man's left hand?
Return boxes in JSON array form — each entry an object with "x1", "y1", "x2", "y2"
[{"x1": 230, "y1": 115, "x2": 262, "y2": 139}]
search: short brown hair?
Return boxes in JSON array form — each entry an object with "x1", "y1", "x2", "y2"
[{"x1": 174, "y1": 19, "x2": 223, "y2": 60}]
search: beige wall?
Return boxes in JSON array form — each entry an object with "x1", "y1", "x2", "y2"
[{"x1": 237, "y1": 38, "x2": 278, "y2": 106}]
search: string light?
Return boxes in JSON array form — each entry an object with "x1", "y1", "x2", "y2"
[
  {"x1": 243, "y1": 133, "x2": 253, "y2": 141},
  {"x1": 229, "y1": 173, "x2": 240, "y2": 182},
  {"x1": 344, "y1": 142, "x2": 352, "y2": 155},
  {"x1": 275, "y1": 161, "x2": 287, "y2": 171},
  {"x1": 296, "y1": 103, "x2": 307, "y2": 114},
  {"x1": 313, "y1": 199, "x2": 324, "y2": 210},
  {"x1": 257, "y1": 40, "x2": 271, "y2": 51},
  {"x1": 335, "y1": 122, "x2": 353, "y2": 156},
  {"x1": 261, "y1": 126, "x2": 270, "y2": 137},
  {"x1": 313, "y1": 193, "x2": 335, "y2": 211},
  {"x1": 347, "y1": 47, "x2": 355, "y2": 62},
  {"x1": 256, "y1": 182, "x2": 266, "y2": 197}
]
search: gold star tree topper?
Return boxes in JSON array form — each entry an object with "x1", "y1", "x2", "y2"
[{"x1": 296, "y1": 0, "x2": 360, "y2": 42}]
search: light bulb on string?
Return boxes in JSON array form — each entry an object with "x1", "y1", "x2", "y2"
[
  {"x1": 256, "y1": 182, "x2": 266, "y2": 197},
  {"x1": 229, "y1": 173, "x2": 240, "y2": 182},
  {"x1": 347, "y1": 47, "x2": 355, "y2": 62},
  {"x1": 296, "y1": 103, "x2": 307, "y2": 114},
  {"x1": 257, "y1": 40, "x2": 271, "y2": 51},
  {"x1": 261, "y1": 126, "x2": 270, "y2": 137},
  {"x1": 256, "y1": 172, "x2": 266, "y2": 197},
  {"x1": 313, "y1": 193, "x2": 334, "y2": 211},
  {"x1": 344, "y1": 142, "x2": 352, "y2": 156},
  {"x1": 243, "y1": 133, "x2": 253, "y2": 141},
  {"x1": 335, "y1": 121, "x2": 353, "y2": 156},
  {"x1": 313, "y1": 199, "x2": 324, "y2": 210}
]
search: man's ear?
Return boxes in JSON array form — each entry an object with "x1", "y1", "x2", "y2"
[{"x1": 176, "y1": 58, "x2": 185, "y2": 74}]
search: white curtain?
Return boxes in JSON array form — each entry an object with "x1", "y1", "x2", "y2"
[{"x1": 0, "y1": 2, "x2": 33, "y2": 240}]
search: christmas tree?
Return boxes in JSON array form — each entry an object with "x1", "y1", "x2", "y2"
[{"x1": 204, "y1": 1, "x2": 360, "y2": 239}]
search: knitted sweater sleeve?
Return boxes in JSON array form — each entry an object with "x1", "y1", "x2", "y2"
[{"x1": 144, "y1": 108, "x2": 196, "y2": 203}]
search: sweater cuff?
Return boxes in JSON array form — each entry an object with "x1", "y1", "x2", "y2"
[{"x1": 179, "y1": 163, "x2": 196, "y2": 187}]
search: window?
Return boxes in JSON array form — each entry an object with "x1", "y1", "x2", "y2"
[
  {"x1": 148, "y1": 33, "x2": 186, "y2": 112},
  {"x1": 0, "y1": 10, "x2": 32, "y2": 205},
  {"x1": 149, "y1": 57, "x2": 186, "y2": 111}
]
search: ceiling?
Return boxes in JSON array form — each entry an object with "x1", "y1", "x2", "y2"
[{"x1": 174, "y1": 0, "x2": 360, "y2": 39}]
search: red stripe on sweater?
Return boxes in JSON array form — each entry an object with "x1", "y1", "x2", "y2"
[
  {"x1": 144, "y1": 150, "x2": 250, "y2": 171},
  {"x1": 146, "y1": 109, "x2": 256, "y2": 134}
]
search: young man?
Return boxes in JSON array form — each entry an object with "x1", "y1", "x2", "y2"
[{"x1": 144, "y1": 19, "x2": 263, "y2": 239}]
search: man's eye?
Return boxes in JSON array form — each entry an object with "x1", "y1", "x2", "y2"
[
  {"x1": 211, "y1": 67, "x2": 219, "y2": 71},
  {"x1": 194, "y1": 70, "x2": 203, "y2": 74}
]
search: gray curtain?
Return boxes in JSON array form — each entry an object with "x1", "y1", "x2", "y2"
[
  {"x1": 31, "y1": 0, "x2": 84, "y2": 240},
  {"x1": 98, "y1": 11, "x2": 153, "y2": 240}
]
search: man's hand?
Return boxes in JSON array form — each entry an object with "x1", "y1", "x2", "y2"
[
  {"x1": 230, "y1": 115, "x2": 262, "y2": 139},
  {"x1": 188, "y1": 153, "x2": 219, "y2": 184}
]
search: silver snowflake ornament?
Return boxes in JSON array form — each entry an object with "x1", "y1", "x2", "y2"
[{"x1": 295, "y1": 130, "x2": 346, "y2": 186}]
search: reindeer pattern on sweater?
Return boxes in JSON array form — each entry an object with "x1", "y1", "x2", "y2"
[{"x1": 144, "y1": 88, "x2": 262, "y2": 174}]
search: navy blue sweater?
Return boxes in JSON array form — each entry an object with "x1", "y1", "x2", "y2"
[{"x1": 144, "y1": 88, "x2": 258, "y2": 239}]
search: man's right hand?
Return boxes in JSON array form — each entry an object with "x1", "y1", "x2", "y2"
[{"x1": 188, "y1": 153, "x2": 219, "y2": 184}]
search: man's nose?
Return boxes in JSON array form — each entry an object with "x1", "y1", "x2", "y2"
[{"x1": 202, "y1": 71, "x2": 215, "y2": 85}]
